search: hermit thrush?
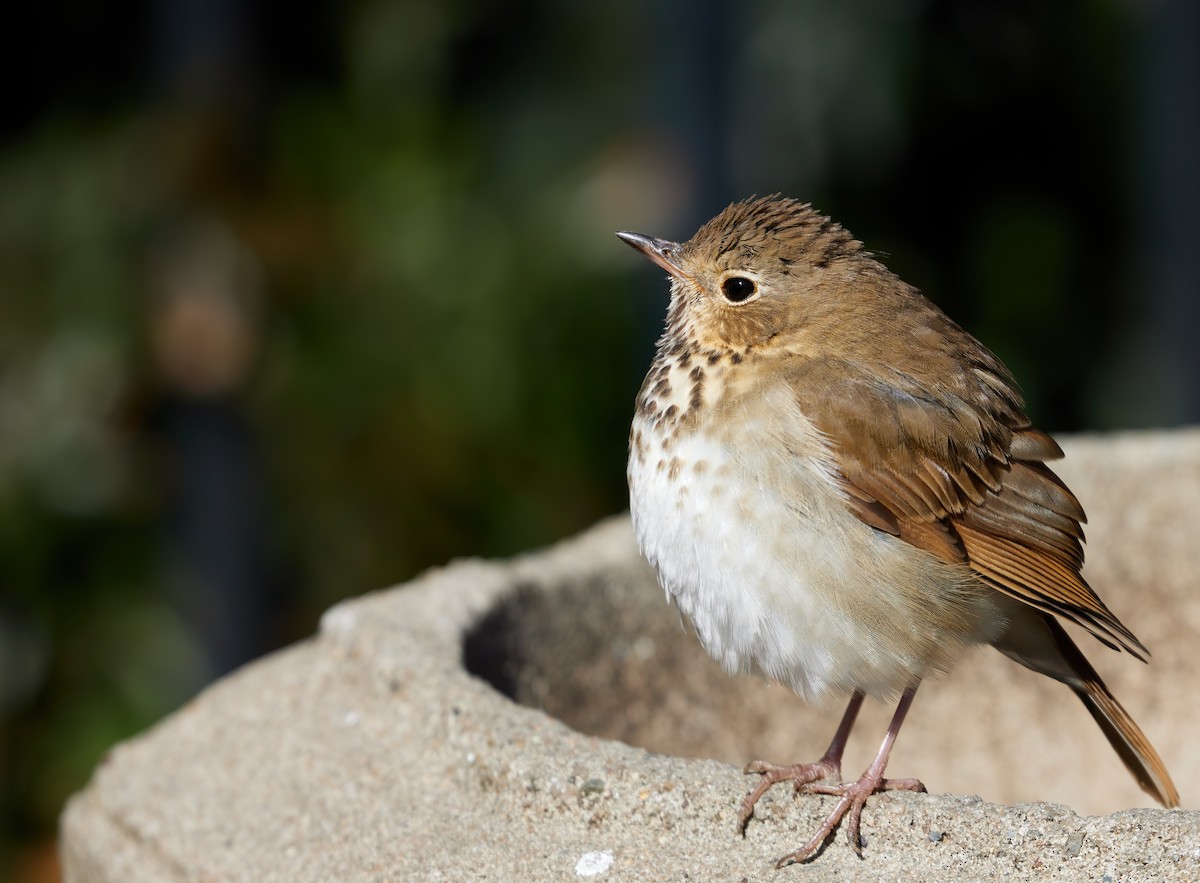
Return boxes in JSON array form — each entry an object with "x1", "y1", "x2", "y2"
[{"x1": 618, "y1": 196, "x2": 1178, "y2": 867}]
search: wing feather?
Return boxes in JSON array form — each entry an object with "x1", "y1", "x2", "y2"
[{"x1": 785, "y1": 316, "x2": 1145, "y2": 659}]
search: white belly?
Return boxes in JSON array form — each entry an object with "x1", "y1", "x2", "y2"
[{"x1": 628, "y1": 389, "x2": 1001, "y2": 703}]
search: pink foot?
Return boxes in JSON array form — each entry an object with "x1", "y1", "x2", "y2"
[
  {"x1": 757, "y1": 685, "x2": 925, "y2": 866},
  {"x1": 738, "y1": 691, "x2": 866, "y2": 836},
  {"x1": 737, "y1": 758, "x2": 840, "y2": 834},
  {"x1": 775, "y1": 769, "x2": 926, "y2": 866}
]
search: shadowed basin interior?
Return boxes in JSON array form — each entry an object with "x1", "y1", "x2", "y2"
[{"x1": 461, "y1": 557, "x2": 806, "y2": 766}]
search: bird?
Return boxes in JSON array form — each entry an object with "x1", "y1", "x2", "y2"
[{"x1": 616, "y1": 195, "x2": 1178, "y2": 866}]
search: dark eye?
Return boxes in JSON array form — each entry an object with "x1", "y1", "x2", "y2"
[{"x1": 721, "y1": 276, "x2": 757, "y2": 303}]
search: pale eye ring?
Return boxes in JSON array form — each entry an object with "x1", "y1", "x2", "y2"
[{"x1": 721, "y1": 276, "x2": 757, "y2": 303}]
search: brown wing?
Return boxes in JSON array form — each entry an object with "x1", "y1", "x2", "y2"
[{"x1": 785, "y1": 320, "x2": 1147, "y2": 660}]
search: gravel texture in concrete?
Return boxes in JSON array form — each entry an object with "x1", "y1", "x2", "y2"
[{"x1": 61, "y1": 429, "x2": 1200, "y2": 882}]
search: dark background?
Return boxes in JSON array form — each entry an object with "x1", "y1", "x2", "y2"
[{"x1": 1, "y1": 1, "x2": 1197, "y2": 878}]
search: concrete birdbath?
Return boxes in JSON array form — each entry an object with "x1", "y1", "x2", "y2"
[{"x1": 62, "y1": 429, "x2": 1200, "y2": 881}]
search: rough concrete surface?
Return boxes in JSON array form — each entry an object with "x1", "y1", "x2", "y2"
[{"x1": 61, "y1": 429, "x2": 1200, "y2": 882}]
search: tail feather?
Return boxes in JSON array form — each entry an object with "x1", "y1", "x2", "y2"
[
  {"x1": 1047, "y1": 618, "x2": 1180, "y2": 808},
  {"x1": 993, "y1": 604, "x2": 1179, "y2": 807}
]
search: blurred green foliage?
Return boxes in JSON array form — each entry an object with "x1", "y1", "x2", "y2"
[
  {"x1": 1, "y1": 4, "x2": 656, "y2": 871},
  {"x1": 1, "y1": 0, "x2": 1185, "y2": 877}
]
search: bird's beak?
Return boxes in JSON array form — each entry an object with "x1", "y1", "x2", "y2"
[{"x1": 616, "y1": 231, "x2": 690, "y2": 282}]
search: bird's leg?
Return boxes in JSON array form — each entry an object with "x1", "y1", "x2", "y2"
[
  {"x1": 777, "y1": 683, "x2": 926, "y2": 867},
  {"x1": 738, "y1": 690, "x2": 864, "y2": 833}
]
